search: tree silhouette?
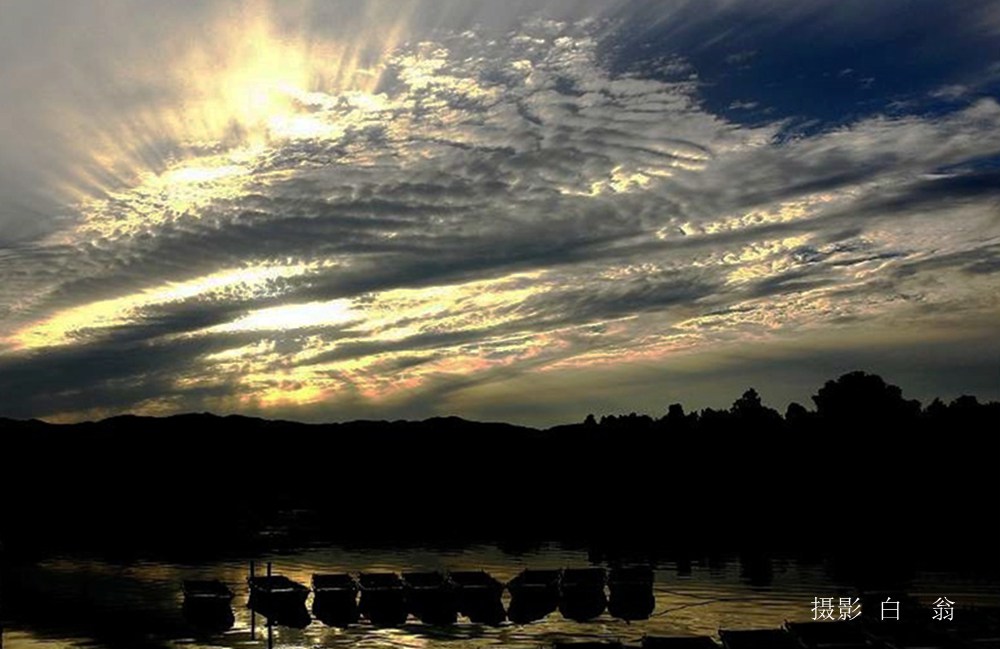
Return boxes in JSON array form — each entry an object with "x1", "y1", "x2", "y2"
[
  {"x1": 784, "y1": 401, "x2": 811, "y2": 427},
  {"x1": 812, "y1": 370, "x2": 920, "y2": 425},
  {"x1": 730, "y1": 388, "x2": 782, "y2": 427}
]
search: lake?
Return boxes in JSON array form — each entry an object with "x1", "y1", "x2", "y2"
[{"x1": 3, "y1": 544, "x2": 999, "y2": 649}]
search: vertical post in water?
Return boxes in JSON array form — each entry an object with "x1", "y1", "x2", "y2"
[
  {"x1": 267, "y1": 617, "x2": 274, "y2": 649},
  {"x1": 0, "y1": 542, "x2": 4, "y2": 649},
  {"x1": 249, "y1": 560, "x2": 256, "y2": 640}
]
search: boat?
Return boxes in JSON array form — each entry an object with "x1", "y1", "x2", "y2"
[
  {"x1": 642, "y1": 637, "x2": 721, "y2": 649},
  {"x1": 182, "y1": 580, "x2": 235, "y2": 633},
  {"x1": 559, "y1": 567, "x2": 607, "y2": 622},
  {"x1": 183, "y1": 579, "x2": 234, "y2": 602},
  {"x1": 551, "y1": 641, "x2": 624, "y2": 649},
  {"x1": 862, "y1": 622, "x2": 961, "y2": 649},
  {"x1": 312, "y1": 573, "x2": 359, "y2": 627},
  {"x1": 608, "y1": 566, "x2": 655, "y2": 621},
  {"x1": 358, "y1": 572, "x2": 408, "y2": 626},
  {"x1": 402, "y1": 571, "x2": 458, "y2": 625},
  {"x1": 719, "y1": 629, "x2": 801, "y2": 649},
  {"x1": 943, "y1": 607, "x2": 1000, "y2": 645},
  {"x1": 507, "y1": 569, "x2": 561, "y2": 624},
  {"x1": 248, "y1": 575, "x2": 311, "y2": 628},
  {"x1": 248, "y1": 575, "x2": 309, "y2": 606},
  {"x1": 785, "y1": 621, "x2": 869, "y2": 649},
  {"x1": 450, "y1": 570, "x2": 506, "y2": 625}
]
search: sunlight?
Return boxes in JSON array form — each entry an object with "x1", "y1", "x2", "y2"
[
  {"x1": 53, "y1": 0, "x2": 416, "y2": 237},
  {"x1": 162, "y1": 164, "x2": 247, "y2": 185},
  {"x1": 216, "y1": 299, "x2": 358, "y2": 333},
  {"x1": 6, "y1": 262, "x2": 320, "y2": 350}
]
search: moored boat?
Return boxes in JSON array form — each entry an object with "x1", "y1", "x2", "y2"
[
  {"x1": 862, "y1": 622, "x2": 962, "y2": 649},
  {"x1": 312, "y1": 573, "x2": 359, "y2": 627},
  {"x1": 786, "y1": 621, "x2": 869, "y2": 649},
  {"x1": 183, "y1": 579, "x2": 234, "y2": 602},
  {"x1": 358, "y1": 572, "x2": 408, "y2": 626},
  {"x1": 450, "y1": 570, "x2": 506, "y2": 625},
  {"x1": 559, "y1": 567, "x2": 607, "y2": 622},
  {"x1": 551, "y1": 641, "x2": 624, "y2": 649},
  {"x1": 248, "y1": 575, "x2": 311, "y2": 628},
  {"x1": 182, "y1": 580, "x2": 235, "y2": 634},
  {"x1": 608, "y1": 566, "x2": 655, "y2": 621},
  {"x1": 642, "y1": 636, "x2": 720, "y2": 649},
  {"x1": 720, "y1": 628, "x2": 801, "y2": 649},
  {"x1": 402, "y1": 571, "x2": 458, "y2": 625},
  {"x1": 507, "y1": 569, "x2": 562, "y2": 624}
]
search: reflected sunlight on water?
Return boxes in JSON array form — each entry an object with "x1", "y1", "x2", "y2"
[{"x1": 4, "y1": 544, "x2": 999, "y2": 649}]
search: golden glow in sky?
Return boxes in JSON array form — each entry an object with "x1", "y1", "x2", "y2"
[{"x1": 2, "y1": 0, "x2": 999, "y2": 424}]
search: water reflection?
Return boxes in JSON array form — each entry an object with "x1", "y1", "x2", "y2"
[{"x1": 3, "y1": 544, "x2": 999, "y2": 649}]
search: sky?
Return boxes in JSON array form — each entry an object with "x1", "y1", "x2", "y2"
[{"x1": 1, "y1": 0, "x2": 999, "y2": 426}]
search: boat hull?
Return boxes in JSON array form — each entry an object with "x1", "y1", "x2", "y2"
[
  {"x1": 313, "y1": 590, "x2": 359, "y2": 627},
  {"x1": 183, "y1": 598, "x2": 235, "y2": 634},
  {"x1": 359, "y1": 590, "x2": 408, "y2": 626}
]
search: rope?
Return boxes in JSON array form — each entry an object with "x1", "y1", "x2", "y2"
[{"x1": 651, "y1": 595, "x2": 775, "y2": 617}]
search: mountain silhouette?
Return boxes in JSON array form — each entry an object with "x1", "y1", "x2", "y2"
[{"x1": 1, "y1": 371, "x2": 997, "y2": 564}]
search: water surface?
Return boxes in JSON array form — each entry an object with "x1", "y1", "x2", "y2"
[{"x1": 4, "y1": 544, "x2": 999, "y2": 649}]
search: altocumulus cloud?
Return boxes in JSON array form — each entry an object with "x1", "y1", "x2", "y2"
[{"x1": 1, "y1": 0, "x2": 999, "y2": 424}]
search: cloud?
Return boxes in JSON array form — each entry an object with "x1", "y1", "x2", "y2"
[{"x1": 1, "y1": 1, "x2": 999, "y2": 424}]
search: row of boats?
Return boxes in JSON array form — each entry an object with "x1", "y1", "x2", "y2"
[
  {"x1": 183, "y1": 566, "x2": 656, "y2": 630},
  {"x1": 182, "y1": 573, "x2": 1000, "y2": 647}
]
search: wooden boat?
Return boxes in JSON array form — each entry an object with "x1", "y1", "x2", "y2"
[
  {"x1": 642, "y1": 637, "x2": 721, "y2": 649},
  {"x1": 720, "y1": 629, "x2": 801, "y2": 649},
  {"x1": 943, "y1": 607, "x2": 1000, "y2": 645},
  {"x1": 312, "y1": 573, "x2": 359, "y2": 627},
  {"x1": 551, "y1": 640, "x2": 624, "y2": 649},
  {"x1": 183, "y1": 580, "x2": 233, "y2": 602},
  {"x1": 182, "y1": 580, "x2": 235, "y2": 634},
  {"x1": 507, "y1": 569, "x2": 561, "y2": 624},
  {"x1": 862, "y1": 622, "x2": 961, "y2": 649},
  {"x1": 249, "y1": 575, "x2": 309, "y2": 605},
  {"x1": 608, "y1": 566, "x2": 655, "y2": 621},
  {"x1": 248, "y1": 575, "x2": 311, "y2": 628},
  {"x1": 450, "y1": 570, "x2": 506, "y2": 625},
  {"x1": 402, "y1": 571, "x2": 458, "y2": 625},
  {"x1": 559, "y1": 567, "x2": 607, "y2": 622},
  {"x1": 786, "y1": 621, "x2": 869, "y2": 649},
  {"x1": 358, "y1": 572, "x2": 408, "y2": 626}
]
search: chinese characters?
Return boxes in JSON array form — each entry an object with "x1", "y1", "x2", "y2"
[{"x1": 810, "y1": 596, "x2": 956, "y2": 621}]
